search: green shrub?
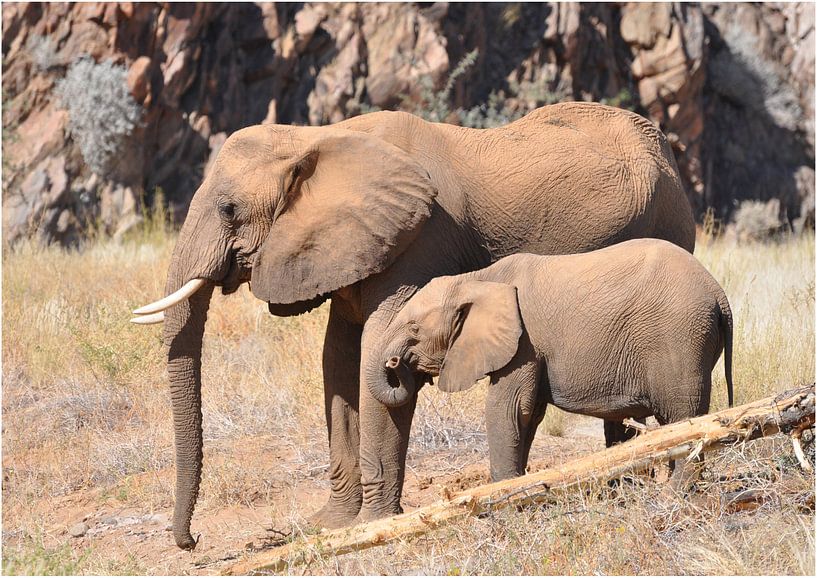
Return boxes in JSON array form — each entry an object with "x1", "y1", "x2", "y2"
[
  {"x1": 457, "y1": 90, "x2": 524, "y2": 129},
  {"x1": 406, "y1": 49, "x2": 480, "y2": 123}
]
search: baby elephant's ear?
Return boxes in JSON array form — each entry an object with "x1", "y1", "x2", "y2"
[{"x1": 437, "y1": 281, "x2": 522, "y2": 393}]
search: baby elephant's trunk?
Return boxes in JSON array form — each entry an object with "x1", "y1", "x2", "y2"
[{"x1": 369, "y1": 356, "x2": 417, "y2": 408}]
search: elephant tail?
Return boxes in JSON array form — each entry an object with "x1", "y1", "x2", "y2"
[{"x1": 718, "y1": 293, "x2": 734, "y2": 408}]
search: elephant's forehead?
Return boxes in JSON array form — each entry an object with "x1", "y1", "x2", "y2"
[
  {"x1": 219, "y1": 125, "x2": 299, "y2": 165},
  {"x1": 420, "y1": 308, "x2": 445, "y2": 328},
  {"x1": 403, "y1": 297, "x2": 446, "y2": 327},
  {"x1": 210, "y1": 140, "x2": 293, "y2": 193},
  {"x1": 418, "y1": 278, "x2": 454, "y2": 305}
]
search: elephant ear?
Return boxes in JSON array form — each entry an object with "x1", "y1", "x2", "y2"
[
  {"x1": 251, "y1": 128, "x2": 437, "y2": 304},
  {"x1": 437, "y1": 281, "x2": 523, "y2": 393}
]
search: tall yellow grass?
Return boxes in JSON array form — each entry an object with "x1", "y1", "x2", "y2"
[{"x1": 696, "y1": 234, "x2": 815, "y2": 407}]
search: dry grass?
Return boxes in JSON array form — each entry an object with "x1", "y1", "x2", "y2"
[
  {"x1": 2, "y1": 229, "x2": 814, "y2": 575},
  {"x1": 696, "y1": 231, "x2": 815, "y2": 408},
  {"x1": 292, "y1": 439, "x2": 815, "y2": 576}
]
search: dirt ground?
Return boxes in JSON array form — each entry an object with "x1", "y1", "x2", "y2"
[{"x1": 8, "y1": 417, "x2": 606, "y2": 575}]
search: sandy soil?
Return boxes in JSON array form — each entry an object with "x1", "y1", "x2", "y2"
[{"x1": 19, "y1": 417, "x2": 606, "y2": 574}]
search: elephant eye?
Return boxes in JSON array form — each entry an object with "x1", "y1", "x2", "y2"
[
  {"x1": 290, "y1": 164, "x2": 302, "y2": 186},
  {"x1": 218, "y1": 202, "x2": 236, "y2": 220},
  {"x1": 450, "y1": 307, "x2": 467, "y2": 341}
]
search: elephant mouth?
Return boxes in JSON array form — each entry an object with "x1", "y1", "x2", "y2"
[
  {"x1": 407, "y1": 351, "x2": 442, "y2": 377},
  {"x1": 221, "y1": 249, "x2": 253, "y2": 295},
  {"x1": 387, "y1": 354, "x2": 435, "y2": 387}
]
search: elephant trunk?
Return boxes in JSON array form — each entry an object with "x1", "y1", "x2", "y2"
[
  {"x1": 163, "y1": 267, "x2": 215, "y2": 550},
  {"x1": 367, "y1": 352, "x2": 417, "y2": 408}
]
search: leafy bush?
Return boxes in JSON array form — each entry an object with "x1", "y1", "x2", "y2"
[
  {"x1": 402, "y1": 48, "x2": 573, "y2": 129},
  {"x1": 404, "y1": 49, "x2": 480, "y2": 123},
  {"x1": 56, "y1": 56, "x2": 142, "y2": 177},
  {"x1": 362, "y1": 47, "x2": 573, "y2": 129},
  {"x1": 457, "y1": 90, "x2": 524, "y2": 129},
  {"x1": 3, "y1": 539, "x2": 88, "y2": 576},
  {"x1": 601, "y1": 87, "x2": 636, "y2": 111},
  {"x1": 456, "y1": 74, "x2": 570, "y2": 129}
]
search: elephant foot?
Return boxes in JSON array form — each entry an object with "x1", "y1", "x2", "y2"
[
  {"x1": 173, "y1": 529, "x2": 199, "y2": 550},
  {"x1": 356, "y1": 503, "x2": 403, "y2": 524},
  {"x1": 308, "y1": 499, "x2": 361, "y2": 530}
]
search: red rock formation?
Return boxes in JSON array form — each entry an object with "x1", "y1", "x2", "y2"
[{"x1": 2, "y1": 2, "x2": 813, "y2": 245}]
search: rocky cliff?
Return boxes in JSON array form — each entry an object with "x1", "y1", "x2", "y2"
[{"x1": 2, "y1": 2, "x2": 814, "y2": 245}]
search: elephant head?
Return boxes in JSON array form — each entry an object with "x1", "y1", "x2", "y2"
[
  {"x1": 131, "y1": 123, "x2": 436, "y2": 549},
  {"x1": 378, "y1": 277, "x2": 523, "y2": 404}
]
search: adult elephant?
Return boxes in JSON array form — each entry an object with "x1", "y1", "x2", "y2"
[{"x1": 132, "y1": 102, "x2": 695, "y2": 549}]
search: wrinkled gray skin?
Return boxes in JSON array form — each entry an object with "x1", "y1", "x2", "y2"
[
  {"x1": 158, "y1": 102, "x2": 696, "y2": 548},
  {"x1": 382, "y1": 239, "x2": 734, "y2": 482}
]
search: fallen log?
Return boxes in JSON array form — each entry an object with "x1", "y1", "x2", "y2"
[{"x1": 226, "y1": 385, "x2": 815, "y2": 575}]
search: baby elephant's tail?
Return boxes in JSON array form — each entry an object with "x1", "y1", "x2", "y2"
[{"x1": 718, "y1": 293, "x2": 734, "y2": 408}]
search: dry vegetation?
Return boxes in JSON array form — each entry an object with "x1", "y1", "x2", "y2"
[{"x1": 2, "y1": 224, "x2": 814, "y2": 575}]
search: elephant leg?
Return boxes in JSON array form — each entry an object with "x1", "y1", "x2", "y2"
[
  {"x1": 604, "y1": 417, "x2": 646, "y2": 488},
  {"x1": 661, "y1": 392, "x2": 710, "y2": 494},
  {"x1": 486, "y1": 332, "x2": 540, "y2": 481},
  {"x1": 357, "y1": 377, "x2": 416, "y2": 521},
  {"x1": 520, "y1": 387, "x2": 549, "y2": 473},
  {"x1": 357, "y1": 313, "x2": 417, "y2": 522},
  {"x1": 309, "y1": 302, "x2": 364, "y2": 529},
  {"x1": 603, "y1": 418, "x2": 642, "y2": 448}
]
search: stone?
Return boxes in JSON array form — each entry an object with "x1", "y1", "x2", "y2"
[
  {"x1": 620, "y1": 2, "x2": 672, "y2": 48},
  {"x1": 58, "y1": 19, "x2": 109, "y2": 60},
  {"x1": 113, "y1": 213, "x2": 143, "y2": 242},
  {"x1": 362, "y1": 4, "x2": 448, "y2": 108},
  {"x1": 630, "y1": 23, "x2": 686, "y2": 79},
  {"x1": 307, "y1": 11, "x2": 365, "y2": 125},
  {"x1": 204, "y1": 133, "x2": 228, "y2": 179},
  {"x1": 4, "y1": 154, "x2": 69, "y2": 241},
  {"x1": 259, "y1": 4, "x2": 281, "y2": 40},
  {"x1": 127, "y1": 56, "x2": 152, "y2": 104},
  {"x1": 119, "y1": 3, "x2": 134, "y2": 19},
  {"x1": 44, "y1": 156, "x2": 68, "y2": 204},
  {"x1": 99, "y1": 184, "x2": 139, "y2": 232},
  {"x1": 294, "y1": 4, "x2": 325, "y2": 50},
  {"x1": 793, "y1": 165, "x2": 816, "y2": 232},
  {"x1": 68, "y1": 522, "x2": 88, "y2": 537},
  {"x1": 55, "y1": 209, "x2": 72, "y2": 234},
  {"x1": 263, "y1": 100, "x2": 277, "y2": 125},
  {"x1": 8, "y1": 105, "x2": 67, "y2": 168}
]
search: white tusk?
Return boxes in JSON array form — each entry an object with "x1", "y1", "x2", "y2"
[
  {"x1": 130, "y1": 312, "x2": 165, "y2": 325},
  {"x1": 132, "y1": 278, "x2": 207, "y2": 315}
]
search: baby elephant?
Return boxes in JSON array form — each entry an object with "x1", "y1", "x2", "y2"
[{"x1": 382, "y1": 238, "x2": 733, "y2": 483}]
